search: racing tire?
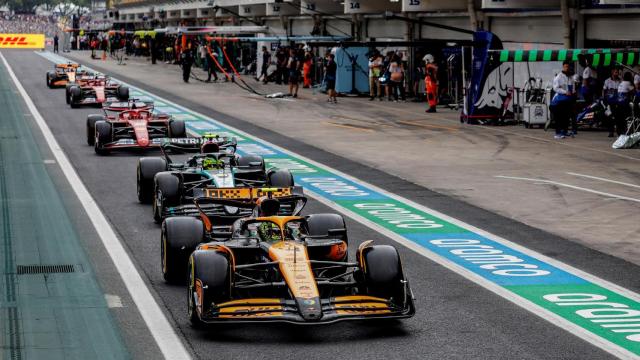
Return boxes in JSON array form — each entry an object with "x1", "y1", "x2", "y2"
[
  {"x1": 268, "y1": 169, "x2": 294, "y2": 187},
  {"x1": 117, "y1": 86, "x2": 129, "y2": 101},
  {"x1": 46, "y1": 72, "x2": 54, "y2": 88},
  {"x1": 69, "y1": 86, "x2": 81, "y2": 108},
  {"x1": 153, "y1": 172, "x2": 180, "y2": 224},
  {"x1": 169, "y1": 120, "x2": 186, "y2": 138},
  {"x1": 162, "y1": 216, "x2": 204, "y2": 284},
  {"x1": 235, "y1": 155, "x2": 266, "y2": 182},
  {"x1": 86, "y1": 115, "x2": 106, "y2": 146},
  {"x1": 306, "y1": 213, "x2": 348, "y2": 262},
  {"x1": 65, "y1": 83, "x2": 73, "y2": 104},
  {"x1": 188, "y1": 249, "x2": 231, "y2": 327},
  {"x1": 306, "y1": 214, "x2": 347, "y2": 239},
  {"x1": 94, "y1": 121, "x2": 113, "y2": 155},
  {"x1": 137, "y1": 157, "x2": 168, "y2": 203},
  {"x1": 236, "y1": 155, "x2": 264, "y2": 169},
  {"x1": 359, "y1": 245, "x2": 405, "y2": 304}
]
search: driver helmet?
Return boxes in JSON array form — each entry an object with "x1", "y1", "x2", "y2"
[
  {"x1": 255, "y1": 197, "x2": 280, "y2": 217},
  {"x1": 202, "y1": 157, "x2": 223, "y2": 170},
  {"x1": 257, "y1": 222, "x2": 282, "y2": 243},
  {"x1": 201, "y1": 141, "x2": 220, "y2": 154},
  {"x1": 423, "y1": 54, "x2": 435, "y2": 64}
]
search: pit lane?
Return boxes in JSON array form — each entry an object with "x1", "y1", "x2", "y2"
[{"x1": 1, "y1": 49, "x2": 619, "y2": 359}]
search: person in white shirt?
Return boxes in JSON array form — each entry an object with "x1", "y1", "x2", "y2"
[
  {"x1": 611, "y1": 72, "x2": 635, "y2": 137},
  {"x1": 368, "y1": 51, "x2": 383, "y2": 101},
  {"x1": 551, "y1": 61, "x2": 575, "y2": 139},
  {"x1": 603, "y1": 67, "x2": 621, "y2": 101},
  {"x1": 582, "y1": 57, "x2": 598, "y2": 103}
]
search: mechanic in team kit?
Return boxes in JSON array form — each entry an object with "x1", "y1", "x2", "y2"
[
  {"x1": 581, "y1": 54, "x2": 598, "y2": 104},
  {"x1": 603, "y1": 67, "x2": 622, "y2": 137},
  {"x1": 423, "y1": 54, "x2": 438, "y2": 113},
  {"x1": 181, "y1": 41, "x2": 195, "y2": 83},
  {"x1": 550, "y1": 61, "x2": 576, "y2": 139}
]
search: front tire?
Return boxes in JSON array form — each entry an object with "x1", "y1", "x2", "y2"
[
  {"x1": 86, "y1": 115, "x2": 106, "y2": 146},
  {"x1": 162, "y1": 217, "x2": 204, "y2": 283},
  {"x1": 69, "y1": 86, "x2": 81, "y2": 108},
  {"x1": 358, "y1": 245, "x2": 406, "y2": 304},
  {"x1": 46, "y1": 72, "x2": 53, "y2": 88},
  {"x1": 65, "y1": 83, "x2": 73, "y2": 104},
  {"x1": 153, "y1": 172, "x2": 180, "y2": 223},
  {"x1": 94, "y1": 121, "x2": 112, "y2": 155},
  {"x1": 188, "y1": 249, "x2": 231, "y2": 327}
]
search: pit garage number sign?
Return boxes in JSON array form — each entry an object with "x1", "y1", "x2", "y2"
[{"x1": 0, "y1": 34, "x2": 45, "y2": 49}]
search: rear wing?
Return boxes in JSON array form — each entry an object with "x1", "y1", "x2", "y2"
[
  {"x1": 56, "y1": 63, "x2": 79, "y2": 69},
  {"x1": 192, "y1": 186, "x2": 307, "y2": 217},
  {"x1": 102, "y1": 99, "x2": 154, "y2": 112},
  {"x1": 159, "y1": 136, "x2": 237, "y2": 155},
  {"x1": 198, "y1": 186, "x2": 304, "y2": 201}
]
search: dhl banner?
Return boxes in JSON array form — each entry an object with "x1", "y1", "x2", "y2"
[{"x1": 0, "y1": 34, "x2": 45, "y2": 49}]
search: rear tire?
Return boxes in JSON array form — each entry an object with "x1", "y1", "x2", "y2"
[
  {"x1": 86, "y1": 115, "x2": 106, "y2": 146},
  {"x1": 94, "y1": 121, "x2": 112, "y2": 155},
  {"x1": 188, "y1": 250, "x2": 231, "y2": 327},
  {"x1": 137, "y1": 157, "x2": 168, "y2": 203},
  {"x1": 153, "y1": 172, "x2": 180, "y2": 223},
  {"x1": 306, "y1": 213, "x2": 348, "y2": 261},
  {"x1": 306, "y1": 214, "x2": 347, "y2": 239},
  {"x1": 169, "y1": 120, "x2": 186, "y2": 138},
  {"x1": 162, "y1": 217, "x2": 204, "y2": 283},
  {"x1": 117, "y1": 86, "x2": 129, "y2": 101},
  {"x1": 268, "y1": 169, "x2": 294, "y2": 187}
]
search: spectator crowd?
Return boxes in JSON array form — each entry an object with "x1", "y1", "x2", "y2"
[{"x1": 0, "y1": 14, "x2": 59, "y2": 37}]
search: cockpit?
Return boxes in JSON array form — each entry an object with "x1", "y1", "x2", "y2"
[
  {"x1": 189, "y1": 153, "x2": 234, "y2": 170},
  {"x1": 233, "y1": 218, "x2": 304, "y2": 243}
]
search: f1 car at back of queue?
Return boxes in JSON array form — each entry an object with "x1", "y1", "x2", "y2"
[{"x1": 169, "y1": 194, "x2": 416, "y2": 325}]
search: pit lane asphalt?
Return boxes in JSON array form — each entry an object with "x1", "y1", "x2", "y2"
[{"x1": 4, "y1": 50, "x2": 618, "y2": 359}]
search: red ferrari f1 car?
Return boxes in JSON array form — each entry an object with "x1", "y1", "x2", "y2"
[
  {"x1": 87, "y1": 100, "x2": 187, "y2": 155},
  {"x1": 68, "y1": 75, "x2": 129, "y2": 108}
]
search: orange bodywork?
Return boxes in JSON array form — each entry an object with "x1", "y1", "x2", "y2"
[{"x1": 269, "y1": 240, "x2": 319, "y2": 300}]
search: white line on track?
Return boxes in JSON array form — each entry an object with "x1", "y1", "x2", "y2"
[
  {"x1": 496, "y1": 175, "x2": 640, "y2": 204},
  {"x1": 0, "y1": 52, "x2": 191, "y2": 360},
  {"x1": 567, "y1": 172, "x2": 640, "y2": 190},
  {"x1": 35, "y1": 51, "x2": 640, "y2": 359}
]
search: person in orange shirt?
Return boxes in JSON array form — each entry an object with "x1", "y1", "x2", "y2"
[
  {"x1": 423, "y1": 54, "x2": 438, "y2": 113},
  {"x1": 302, "y1": 49, "x2": 313, "y2": 88}
]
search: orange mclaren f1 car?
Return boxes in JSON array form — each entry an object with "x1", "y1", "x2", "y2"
[
  {"x1": 164, "y1": 194, "x2": 416, "y2": 325},
  {"x1": 46, "y1": 62, "x2": 93, "y2": 88}
]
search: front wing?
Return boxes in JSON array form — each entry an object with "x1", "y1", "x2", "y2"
[{"x1": 198, "y1": 295, "x2": 415, "y2": 325}]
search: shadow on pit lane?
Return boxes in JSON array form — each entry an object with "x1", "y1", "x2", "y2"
[{"x1": 196, "y1": 320, "x2": 411, "y2": 344}]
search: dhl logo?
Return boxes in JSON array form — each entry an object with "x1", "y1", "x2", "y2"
[
  {"x1": 0, "y1": 34, "x2": 45, "y2": 49},
  {"x1": 0, "y1": 37, "x2": 29, "y2": 45}
]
